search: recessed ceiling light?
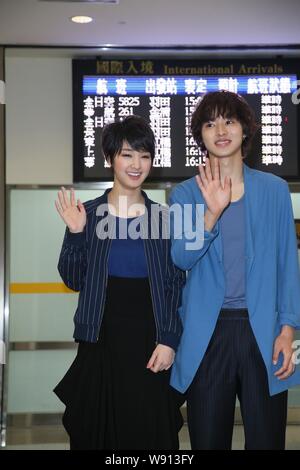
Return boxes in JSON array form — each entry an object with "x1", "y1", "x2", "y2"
[{"x1": 70, "y1": 16, "x2": 93, "y2": 24}]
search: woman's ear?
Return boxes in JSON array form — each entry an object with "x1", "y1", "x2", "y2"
[{"x1": 105, "y1": 156, "x2": 112, "y2": 168}]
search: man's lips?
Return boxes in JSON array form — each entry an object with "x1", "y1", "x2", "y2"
[{"x1": 215, "y1": 139, "x2": 231, "y2": 146}]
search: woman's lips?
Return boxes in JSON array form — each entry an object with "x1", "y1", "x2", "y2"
[{"x1": 127, "y1": 172, "x2": 142, "y2": 180}]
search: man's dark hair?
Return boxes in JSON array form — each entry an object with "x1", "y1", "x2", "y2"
[
  {"x1": 191, "y1": 90, "x2": 259, "y2": 157},
  {"x1": 101, "y1": 115, "x2": 155, "y2": 165}
]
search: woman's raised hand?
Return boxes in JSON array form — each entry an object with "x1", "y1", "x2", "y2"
[{"x1": 55, "y1": 187, "x2": 86, "y2": 233}]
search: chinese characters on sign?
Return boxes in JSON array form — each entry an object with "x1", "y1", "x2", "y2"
[{"x1": 80, "y1": 74, "x2": 297, "y2": 177}]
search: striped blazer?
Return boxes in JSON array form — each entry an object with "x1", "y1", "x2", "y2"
[{"x1": 58, "y1": 189, "x2": 185, "y2": 350}]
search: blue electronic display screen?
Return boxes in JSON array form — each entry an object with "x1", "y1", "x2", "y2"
[{"x1": 73, "y1": 59, "x2": 300, "y2": 182}]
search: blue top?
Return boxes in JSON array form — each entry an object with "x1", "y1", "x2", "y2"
[
  {"x1": 108, "y1": 216, "x2": 148, "y2": 278},
  {"x1": 169, "y1": 164, "x2": 300, "y2": 395},
  {"x1": 220, "y1": 195, "x2": 246, "y2": 309}
]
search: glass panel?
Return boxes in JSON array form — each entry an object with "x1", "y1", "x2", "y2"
[
  {"x1": 7, "y1": 350, "x2": 76, "y2": 413},
  {"x1": 291, "y1": 193, "x2": 300, "y2": 219},
  {"x1": 9, "y1": 294, "x2": 77, "y2": 342}
]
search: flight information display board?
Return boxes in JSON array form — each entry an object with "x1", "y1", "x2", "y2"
[{"x1": 73, "y1": 58, "x2": 300, "y2": 182}]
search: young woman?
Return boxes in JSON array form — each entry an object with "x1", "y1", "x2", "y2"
[{"x1": 54, "y1": 115, "x2": 185, "y2": 450}]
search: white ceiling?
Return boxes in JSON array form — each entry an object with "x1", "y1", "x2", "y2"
[{"x1": 0, "y1": 0, "x2": 300, "y2": 50}]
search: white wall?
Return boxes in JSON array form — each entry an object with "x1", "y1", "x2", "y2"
[{"x1": 5, "y1": 51, "x2": 73, "y2": 184}]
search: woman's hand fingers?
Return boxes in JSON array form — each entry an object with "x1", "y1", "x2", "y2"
[
  {"x1": 70, "y1": 188, "x2": 76, "y2": 207},
  {"x1": 57, "y1": 187, "x2": 76, "y2": 212},
  {"x1": 55, "y1": 199, "x2": 63, "y2": 216},
  {"x1": 62, "y1": 186, "x2": 71, "y2": 208},
  {"x1": 57, "y1": 189, "x2": 66, "y2": 211}
]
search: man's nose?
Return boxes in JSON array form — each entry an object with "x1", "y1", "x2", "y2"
[{"x1": 216, "y1": 122, "x2": 227, "y2": 135}]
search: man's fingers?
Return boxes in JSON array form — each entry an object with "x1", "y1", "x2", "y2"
[
  {"x1": 204, "y1": 158, "x2": 213, "y2": 182},
  {"x1": 274, "y1": 352, "x2": 292, "y2": 376},
  {"x1": 276, "y1": 362, "x2": 295, "y2": 380},
  {"x1": 195, "y1": 174, "x2": 205, "y2": 193},
  {"x1": 198, "y1": 164, "x2": 208, "y2": 188},
  {"x1": 213, "y1": 157, "x2": 220, "y2": 181},
  {"x1": 273, "y1": 345, "x2": 280, "y2": 365},
  {"x1": 223, "y1": 175, "x2": 232, "y2": 190}
]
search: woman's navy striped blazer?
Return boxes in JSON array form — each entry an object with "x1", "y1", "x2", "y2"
[{"x1": 58, "y1": 189, "x2": 185, "y2": 351}]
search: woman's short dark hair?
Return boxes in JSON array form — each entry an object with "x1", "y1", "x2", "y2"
[
  {"x1": 191, "y1": 90, "x2": 259, "y2": 157},
  {"x1": 101, "y1": 115, "x2": 155, "y2": 165}
]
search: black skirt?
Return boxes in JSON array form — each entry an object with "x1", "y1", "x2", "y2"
[{"x1": 54, "y1": 276, "x2": 183, "y2": 450}]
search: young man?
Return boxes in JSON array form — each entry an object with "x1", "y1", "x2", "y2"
[{"x1": 169, "y1": 90, "x2": 300, "y2": 450}]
